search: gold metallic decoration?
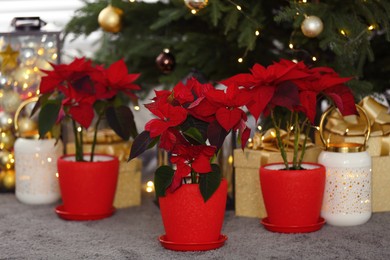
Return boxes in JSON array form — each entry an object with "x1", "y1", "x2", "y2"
[
  {"x1": 248, "y1": 128, "x2": 314, "y2": 152},
  {"x1": 184, "y1": 0, "x2": 209, "y2": 11},
  {"x1": 0, "y1": 149, "x2": 11, "y2": 167},
  {"x1": 301, "y1": 15, "x2": 324, "y2": 38},
  {"x1": 319, "y1": 104, "x2": 370, "y2": 153},
  {"x1": 17, "y1": 117, "x2": 38, "y2": 136},
  {"x1": 0, "y1": 90, "x2": 22, "y2": 113},
  {"x1": 0, "y1": 44, "x2": 19, "y2": 72},
  {"x1": 0, "y1": 130, "x2": 15, "y2": 150},
  {"x1": 98, "y1": 5, "x2": 124, "y2": 33},
  {"x1": 2, "y1": 169, "x2": 15, "y2": 190},
  {"x1": 0, "y1": 111, "x2": 13, "y2": 131}
]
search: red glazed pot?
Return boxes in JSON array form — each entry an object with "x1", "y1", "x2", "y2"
[
  {"x1": 57, "y1": 154, "x2": 119, "y2": 217},
  {"x1": 260, "y1": 163, "x2": 325, "y2": 227},
  {"x1": 159, "y1": 179, "x2": 227, "y2": 244}
]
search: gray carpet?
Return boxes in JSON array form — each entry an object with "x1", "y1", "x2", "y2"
[{"x1": 1, "y1": 193, "x2": 390, "y2": 260}]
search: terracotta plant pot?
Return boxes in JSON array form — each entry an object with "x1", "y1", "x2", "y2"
[
  {"x1": 260, "y1": 162, "x2": 326, "y2": 233},
  {"x1": 158, "y1": 179, "x2": 228, "y2": 251},
  {"x1": 56, "y1": 154, "x2": 119, "y2": 221}
]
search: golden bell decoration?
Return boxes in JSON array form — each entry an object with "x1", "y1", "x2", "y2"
[
  {"x1": 184, "y1": 0, "x2": 209, "y2": 11},
  {"x1": 301, "y1": 15, "x2": 324, "y2": 38},
  {"x1": 98, "y1": 5, "x2": 123, "y2": 33}
]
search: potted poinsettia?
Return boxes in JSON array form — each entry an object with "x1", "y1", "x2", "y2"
[
  {"x1": 129, "y1": 77, "x2": 251, "y2": 250},
  {"x1": 36, "y1": 57, "x2": 140, "y2": 220},
  {"x1": 223, "y1": 59, "x2": 357, "y2": 232}
]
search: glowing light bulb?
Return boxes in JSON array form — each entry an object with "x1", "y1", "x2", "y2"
[
  {"x1": 255, "y1": 30, "x2": 260, "y2": 36},
  {"x1": 134, "y1": 105, "x2": 140, "y2": 111},
  {"x1": 368, "y1": 25, "x2": 375, "y2": 31},
  {"x1": 340, "y1": 29, "x2": 347, "y2": 36},
  {"x1": 191, "y1": 9, "x2": 197, "y2": 14},
  {"x1": 236, "y1": 5, "x2": 242, "y2": 11},
  {"x1": 312, "y1": 56, "x2": 317, "y2": 61},
  {"x1": 289, "y1": 43, "x2": 294, "y2": 49},
  {"x1": 146, "y1": 181, "x2": 154, "y2": 193},
  {"x1": 238, "y1": 58, "x2": 243, "y2": 63},
  {"x1": 228, "y1": 155, "x2": 233, "y2": 165}
]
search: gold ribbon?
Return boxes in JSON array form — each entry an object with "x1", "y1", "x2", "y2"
[
  {"x1": 325, "y1": 96, "x2": 390, "y2": 137},
  {"x1": 248, "y1": 128, "x2": 313, "y2": 152},
  {"x1": 324, "y1": 96, "x2": 390, "y2": 156}
]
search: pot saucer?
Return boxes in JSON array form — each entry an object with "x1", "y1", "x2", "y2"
[
  {"x1": 261, "y1": 217, "x2": 325, "y2": 233},
  {"x1": 159, "y1": 234, "x2": 227, "y2": 251},
  {"x1": 55, "y1": 205, "x2": 115, "y2": 221}
]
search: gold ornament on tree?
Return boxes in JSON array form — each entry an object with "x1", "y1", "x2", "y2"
[
  {"x1": 301, "y1": 15, "x2": 324, "y2": 38},
  {"x1": 184, "y1": 0, "x2": 208, "y2": 12},
  {"x1": 98, "y1": 5, "x2": 124, "y2": 33},
  {"x1": 0, "y1": 44, "x2": 19, "y2": 72}
]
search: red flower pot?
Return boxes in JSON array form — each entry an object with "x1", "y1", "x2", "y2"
[
  {"x1": 158, "y1": 179, "x2": 228, "y2": 251},
  {"x1": 56, "y1": 154, "x2": 119, "y2": 220},
  {"x1": 260, "y1": 163, "x2": 326, "y2": 232}
]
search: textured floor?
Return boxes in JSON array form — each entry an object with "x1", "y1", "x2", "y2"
[{"x1": 1, "y1": 193, "x2": 390, "y2": 260}]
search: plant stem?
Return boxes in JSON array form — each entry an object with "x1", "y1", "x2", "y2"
[
  {"x1": 72, "y1": 120, "x2": 83, "y2": 161},
  {"x1": 90, "y1": 112, "x2": 103, "y2": 162},
  {"x1": 191, "y1": 169, "x2": 197, "y2": 184},
  {"x1": 292, "y1": 112, "x2": 300, "y2": 169},
  {"x1": 298, "y1": 119, "x2": 310, "y2": 167},
  {"x1": 271, "y1": 109, "x2": 289, "y2": 170}
]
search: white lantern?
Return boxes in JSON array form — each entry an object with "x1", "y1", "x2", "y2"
[
  {"x1": 14, "y1": 97, "x2": 63, "y2": 205},
  {"x1": 318, "y1": 105, "x2": 372, "y2": 226}
]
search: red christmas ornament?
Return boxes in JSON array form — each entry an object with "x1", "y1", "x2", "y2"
[{"x1": 156, "y1": 49, "x2": 176, "y2": 74}]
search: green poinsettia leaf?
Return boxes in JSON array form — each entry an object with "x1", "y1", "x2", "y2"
[
  {"x1": 154, "y1": 165, "x2": 174, "y2": 199},
  {"x1": 106, "y1": 105, "x2": 138, "y2": 140},
  {"x1": 199, "y1": 164, "x2": 222, "y2": 202},
  {"x1": 38, "y1": 100, "x2": 61, "y2": 138},
  {"x1": 181, "y1": 115, "x2": 208, "y2": 140},
  {"x1": 31, "y1": 93, "x2": 50, "y2": 118},
  {"x1": 51, "y1": 123, "x2": 62, "y2": 143},
  {"x1": 183, "y1": 127, "x2": 205, "y2": 144},
  {"x1": 128, "y1": 130, "x2": 156, "y2": 161}
]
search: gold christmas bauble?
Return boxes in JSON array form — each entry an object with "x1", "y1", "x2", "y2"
[
  {"x1": 301, "y1": 15, "x2": 324, "y2": 38},
  {"x1": 0, "y1": 111, "x2": 13, "y2": 131},
  {"x1": 184, "y1": 0, "x2": 208, "y2": 11},
  {"x1": 98, "y1": 5, "x2": 123, "y2": 33},
  {"x1": 0, "y1": 90, "x2": 21, "y2": 113},
  {"x1": 0, "y1": 130, "x2": 15, "y2": 150},
  {"x1": 2, "y1": 169, "x2": 15, "y2": 190},
  {"x1": 0, "y1": 149, "x2": 11, "y2": 167}
]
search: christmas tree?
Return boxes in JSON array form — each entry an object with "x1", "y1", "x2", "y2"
[{"x1": 65, "y1": 0, "x2": 390, "y2": 99}]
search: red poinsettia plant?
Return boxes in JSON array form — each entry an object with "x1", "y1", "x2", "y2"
[
  {"x1": 36, "y1": 57, "x2": 140, "y2": 162},
  {"x1": 130, "y1": 59, "x2": 357, "y2": 201},
  {"x1": 222, "y1": 59, "x2": 357, "y2": 170},
  {"x1": 129, "y1": 77, "x2": 252, "y2": 201}
]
